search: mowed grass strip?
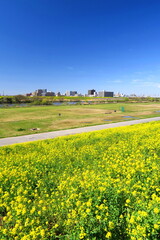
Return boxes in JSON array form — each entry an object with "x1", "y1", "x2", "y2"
[{"x1": 0, "y1": 102, "x2": 160, "y2": 138}]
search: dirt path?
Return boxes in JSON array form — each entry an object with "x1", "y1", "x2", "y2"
[{"x1": 0, "y1": 117, "x2": 160, "y2": 147}]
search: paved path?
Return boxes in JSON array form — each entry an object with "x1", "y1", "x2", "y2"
[{"x1": 0, "y1": 117, "x2": 160, "y2": 147}]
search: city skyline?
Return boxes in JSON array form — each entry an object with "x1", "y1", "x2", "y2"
[
  {"x1": 0, "y1": 0, "x2": 160, "y2": 97},
  {"x1": 0, "y1": 87, "x2": 155, "y2": 97}
]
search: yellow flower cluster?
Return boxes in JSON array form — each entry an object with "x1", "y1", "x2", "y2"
[{"x1": 0, "y1": 121, "x2": 159, "y2": 239}]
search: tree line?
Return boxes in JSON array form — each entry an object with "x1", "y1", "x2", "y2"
[{"x1": 0, "y1": 95, "x2": 159, "y2": 105}]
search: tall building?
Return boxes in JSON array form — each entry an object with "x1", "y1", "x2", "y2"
[
  {"x1": 34, "y1": 89, "x2": 47, "y2": 96},
  {"x1": 88, "y1": 89, "x2": 96, "y2": 96},
  {"x1": 56, "y1": 92, "x2": 61, "y2": 96},
  {"x1": 32, "y1": 89, "x2": 55, "y2": 96},
  {"x1": 66, "y1": 91, "x2": 77, "y2": 96},
  {"x1": 45, "y1": 91, "x2": 55, "y2": 96},
  {"x1": 98, "y1": 91, "x2": 114, "y2": 97}
]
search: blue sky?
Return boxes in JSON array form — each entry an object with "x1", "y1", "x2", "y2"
[{"x1": 0, "y1": 0, "x2": 160, "y2": 96}]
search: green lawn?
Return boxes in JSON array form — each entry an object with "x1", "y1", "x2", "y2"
[{"x1": 0, "y1": 102, "x2": 160, "y2": 138}]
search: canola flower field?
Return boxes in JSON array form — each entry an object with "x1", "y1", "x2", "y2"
[{"x1": 0, "y1": 122, "x2": 160, "y2": 240}]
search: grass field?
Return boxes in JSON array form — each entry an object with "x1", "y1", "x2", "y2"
[
  {"x1": 0, "y1": 121, "x2": 159, "y2": 239},
  {"x1": 0, "y1": 102, "x2": 160, "y2": 138}
]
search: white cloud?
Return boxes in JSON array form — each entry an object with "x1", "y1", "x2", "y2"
[
  {"x1": 134, "y1": 70, "x2": 153, "y2": 75},
  {"x1": 131, "y1": 73, "x2": 160, "y2": 89},
  {"x1": 132, "y1": 79, "x2": 143, "y2": 83},
  {"x1": 143, "y1": 81, "x2": 160, "y2": 88}
]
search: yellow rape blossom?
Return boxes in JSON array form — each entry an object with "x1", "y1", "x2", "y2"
[{"x1": 106, "y1": 232, "x2": 112, "y2": 238}]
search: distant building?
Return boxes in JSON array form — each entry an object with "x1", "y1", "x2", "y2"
[
  {"x1": 32, "y1": 89, "x2": 55, "y2": 96},
  {"x1": 98, "y1": 91, "x2": 114, "y2": 97},
  {"x1": 130, "y1": 93, "x2": 137, "y2": 97},
  {"x1": 114, "y1": 92, "x2": 124, "y2": 97},
  {"x1": 33, "y1": 89, "x2": 47, "y2": 96},
  {"x1": 45, "y1": 91, "x2": 55, "y2": 96},
  {"x1": 56, "y1": 92, "x2": 61, "y2": 96},
  {"x1": 88, "y1": 89, "x2": 96, "y2": 96},
  {"x1": 32, "y1": 91, "x2": 36, "y2": 96},
  {"x1": 66, "y1": 91, "x2": 77, "y2": 96},
  {"x1": 25, "y1": 93, "x2": 32, "y2": 96}
]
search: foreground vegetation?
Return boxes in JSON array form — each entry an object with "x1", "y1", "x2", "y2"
[
  {"x1": 0, "y1": 121, "x2": 160, "y2": 239},
  {"x1": 0, "y1": 102, "x2": 160, "y2": 138}
]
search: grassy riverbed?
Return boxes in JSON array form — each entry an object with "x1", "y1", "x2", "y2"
[{"x1": 0, "y1": 102, "x2": 160, "y2": 138}]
